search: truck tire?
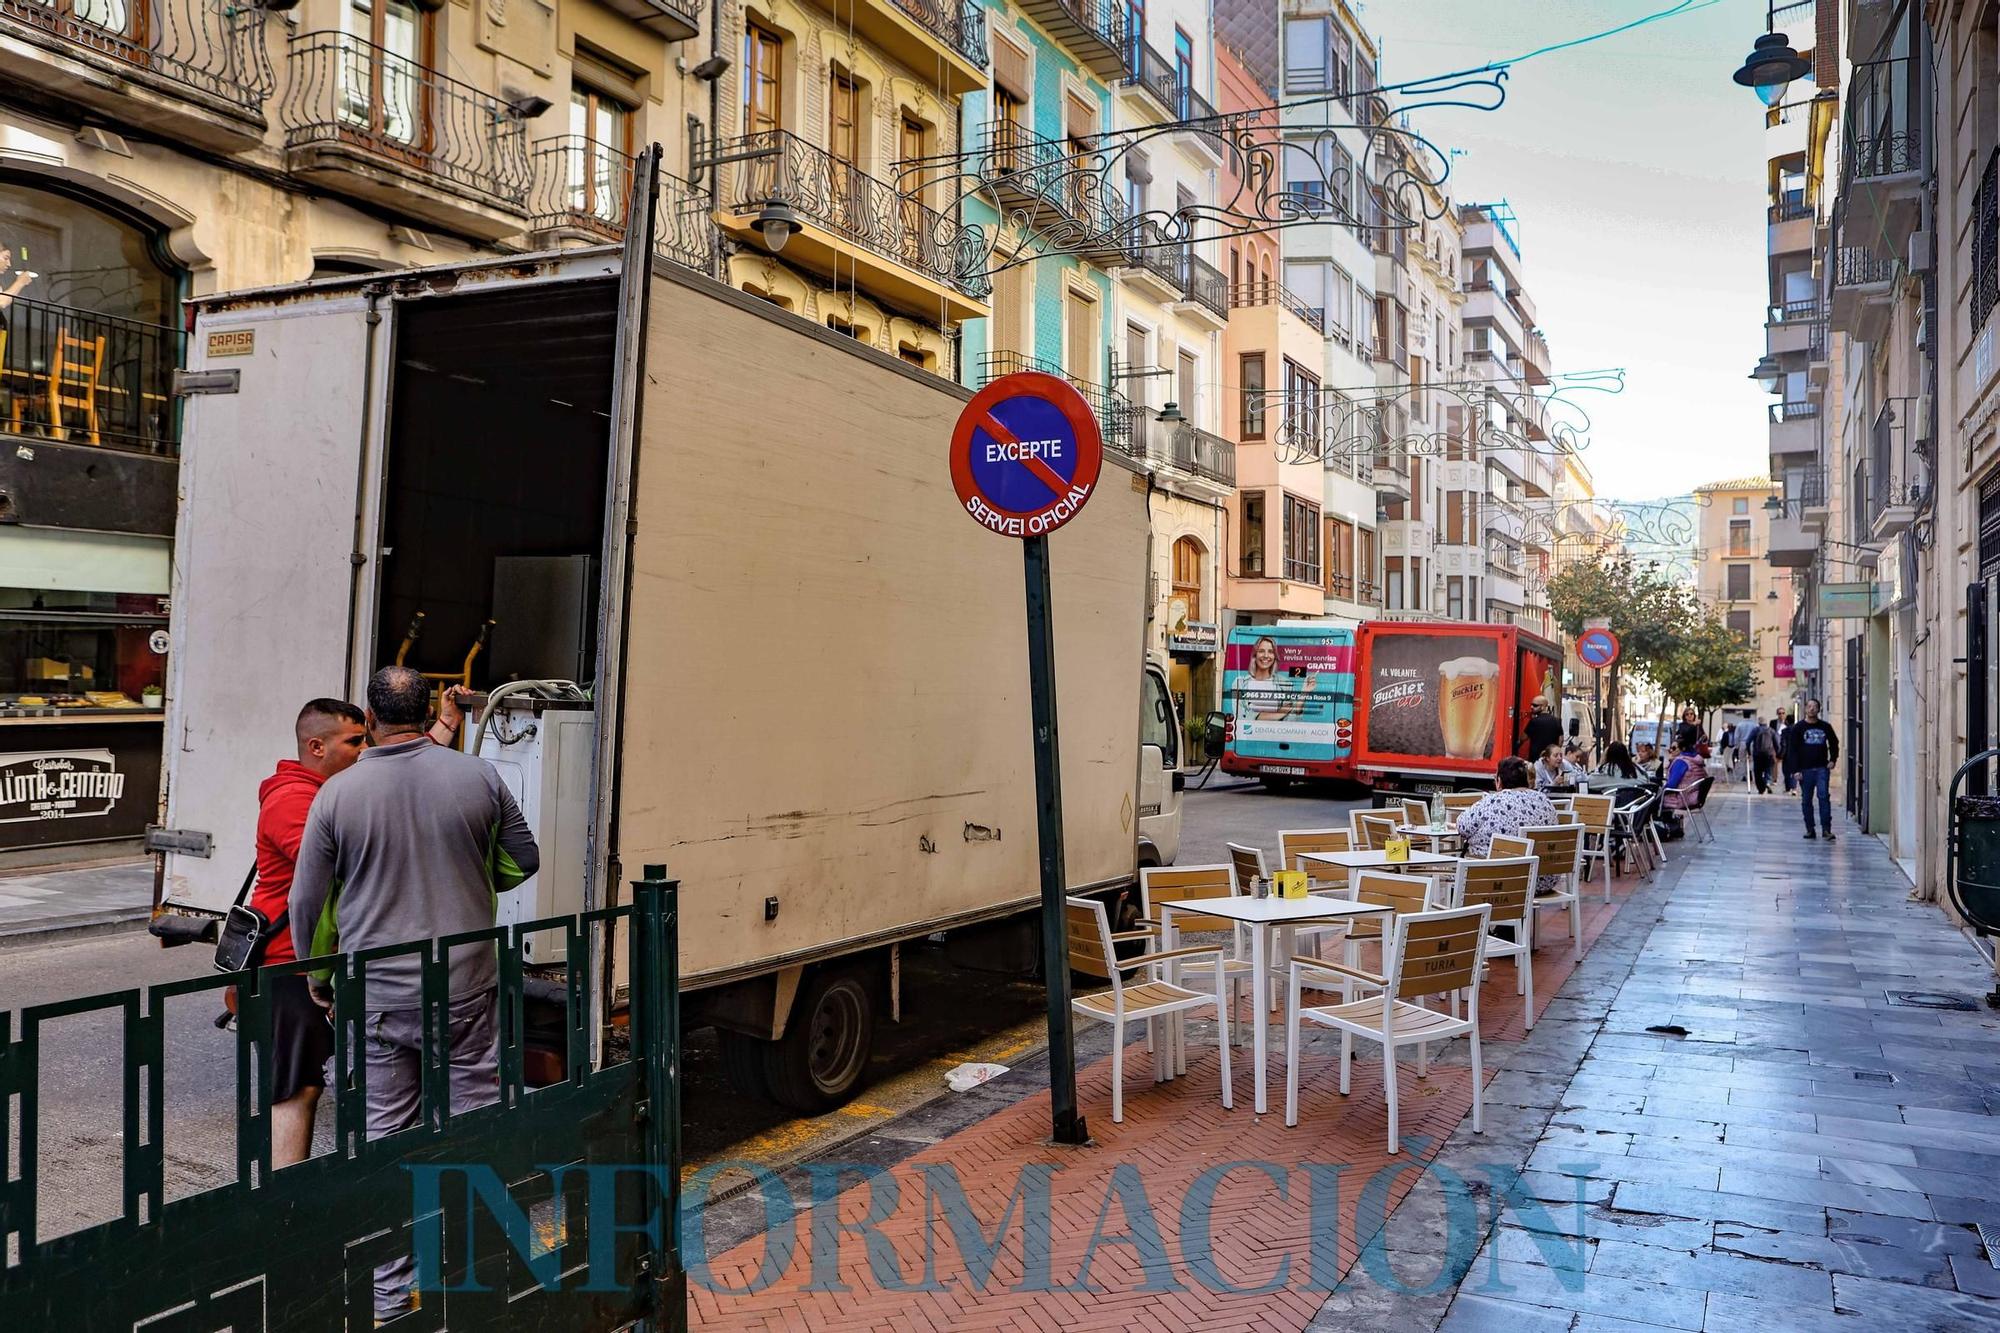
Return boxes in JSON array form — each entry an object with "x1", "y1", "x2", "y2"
[
  {"x1": 717, "y1": 1030, "x2": 771, "y2": 1101},
  {"x1": 761, "y1": 967, "x2": 874, "y2": 1113}
]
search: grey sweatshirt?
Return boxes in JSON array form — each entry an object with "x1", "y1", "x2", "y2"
[{"x1": 290, "y1": 736, "x2": 540, "y2": 1008}]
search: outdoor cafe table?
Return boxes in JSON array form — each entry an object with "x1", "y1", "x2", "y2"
[
  {"x1": 1157, "y1": 893, "x2": 1392, "y2": 1116},
  {"x1": 1300, "y1": 849, "x2": 1461, "y2": 874},
  {"x1": 1397, "y1": 823, "x2": 1462, "y2": 850}
]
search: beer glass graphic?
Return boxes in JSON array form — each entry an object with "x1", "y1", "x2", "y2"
[{"x1": 1437, "y1": 656, "x2": 1500, "y2": 759}]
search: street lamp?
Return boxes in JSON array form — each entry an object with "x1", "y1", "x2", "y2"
[
  {"x1": 1156, "y1": 401, "x2": 1186, "y2": 425},
  {"x1": 753, "y1": 200, "x2": 800, "y2": 252},
  {"x1": 1749, "y1": 354, "x2": 1782, "y2": 394},
  {"x1": 1731, "y1": 33, "x2": 1811, "y2": 107}
]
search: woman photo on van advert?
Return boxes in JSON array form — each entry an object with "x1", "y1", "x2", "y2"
[{"x1": 1242, "y1": 635, "x2": 1314, "y2": 721}]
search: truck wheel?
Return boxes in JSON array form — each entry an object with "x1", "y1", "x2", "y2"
[
  {"x1": 717, "y1": 1030, "x2": 771, "y2": 1101},
  {"x1": 761, "y1": 968, "x2": 874, "y2": 1113}
]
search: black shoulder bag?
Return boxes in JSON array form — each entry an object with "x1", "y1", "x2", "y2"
[{"x1": 214, "y1": 865, "x2": 289, "y2": 972}]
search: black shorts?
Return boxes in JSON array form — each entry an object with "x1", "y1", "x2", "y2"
[{"x1": 267, "y1": 972, "x2": 335, "y2": 1104}]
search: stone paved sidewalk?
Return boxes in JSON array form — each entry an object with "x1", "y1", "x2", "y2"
[
  {"x1": 1433, "y1": 789, "x2": 2000, "y2": 1332},
  {"x1": 0, "y1": 858, "x2": 152, "y2": 941}
]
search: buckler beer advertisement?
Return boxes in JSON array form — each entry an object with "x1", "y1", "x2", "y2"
[{"x1": 1363, "y1": 632, "x2": 1499, "y2": 759}]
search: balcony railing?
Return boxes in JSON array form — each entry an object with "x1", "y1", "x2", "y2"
[
  {"x1": 0, "y1": 0, "x2": 274, "y2": 113},
  {"x1": 895, "y1": 0, "x2": 989, "y2": 67},
  {"x1": 1868, "y1": 399, "x2": 1924, "y2": 525},
  {"x1": 978, "y1": 350, "x2": 1137, "y2": 458},
  {"x1": 1844, "y1": 56, "x2": 1921, "y2": 185},
  {"x1": 1835, "y1": 246, "x2": 1896, "y2": 288},
  {"x1": 1326, "y1": 571, "x2": 1355, "y2": 599},
  {"x1": 978, "y1": 120, "x2": 1124, "y2": 237},
  {"x1": 1768, "y1": 197, "x2": 1813, "y2": 223},
  {"x1": 1769, "y1": 400, "x2": 1817, "y2": 423},
  {"x1": 716, "y1": 129, "x2": 991, "y2": 302},
  {"x1": 1975, "y1": 148, "x2": 1999, "y2": 335},
  {"x1": 524, "y1": 136, "x2": 718, "y2": 274},
  {"x1": 1174, "y1": 251, "x2": 1228, "y2": 320},
  {"x1": 281, "y1": 31, "x2": 532, "y2": 206},
  {"x1": 1230, "y1": 279, "x2": 1325, "y2": 335},
  {"x1": 1771, "y1": 298, "x2": 1820, "y2": 323},
  {"x1": 1283, "y1": 556, "x2": 1321, "y2": 585},
  {"x1": 1139, "y1": 416, "x2": 1236, "y2": 486},
  {"x1": 0, "y1": 296, "x2": 182, "y2": 456}
]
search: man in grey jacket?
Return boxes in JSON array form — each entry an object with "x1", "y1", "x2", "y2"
[{"x1": 290, "y1": 665, "x2": 539, "y2": 1319}]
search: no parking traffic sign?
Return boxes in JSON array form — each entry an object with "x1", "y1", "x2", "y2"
[
  {"x1": 950, "y1": 371, "x2": 1103, "y2": 538},
  {"x1": 1577, "y1": 628, "x2": 1620, "y2": 670}
]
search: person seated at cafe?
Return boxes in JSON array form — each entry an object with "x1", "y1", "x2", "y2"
[
  {"x1": 1633, "y1": 742, "x2": 1663, "y2": 780},
  {"x1": 1598, "y1": 741, "x2": 1640, "y2": 781},
  {"x1": 1457, "y1": 756, "x2": 1564, "y2": 891},
  {"x1": 1663, "y1": 742, "x2": 1709, "y2": 812},
  {"x1": 1533, "y1": 742, "x2": 1585, "y2": 792}
]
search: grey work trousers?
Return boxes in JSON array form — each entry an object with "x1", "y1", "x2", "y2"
[{"x1": 366, "y1": 988, "x2": 500, "y2": 1319}]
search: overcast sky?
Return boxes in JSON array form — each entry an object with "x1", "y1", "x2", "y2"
[{"x1": 1359, "y1": 0, "x2": 1771, "y2": 503}]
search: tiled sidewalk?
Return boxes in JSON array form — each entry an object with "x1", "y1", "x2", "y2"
[
  {"x1": 0, "y1": 858, "x2": 152, "y2": 940},
  {"x1": 687, "y1": 824, "x2": 1656, "y2": 1330},
  {"x1": 1436, "y1": 791, "x2": 2000, "y2": 1332}
]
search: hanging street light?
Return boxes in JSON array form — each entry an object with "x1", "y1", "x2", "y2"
[
  {"x1": 753, "y1": 200, "x2": 800, "y2": 252},
  {"x1": 1750, "y1": 354, "x2": 1783, "y2": 394},
  {"x1": 1731, "y1": 32, "x2": 1812, "y2": 107}
]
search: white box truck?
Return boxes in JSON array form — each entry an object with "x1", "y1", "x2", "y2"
[{"x1": 152, "y1": 223, "x2": 1182, "y2": 1110}]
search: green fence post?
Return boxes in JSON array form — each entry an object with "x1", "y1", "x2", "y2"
[{"x1": 632, "y1": 866, "x2": 686, "y2": 1332}]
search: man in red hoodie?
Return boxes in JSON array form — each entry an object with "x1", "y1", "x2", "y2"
[{"x1": 254, "y1": 697, "x2": 366, "y2": 1166}]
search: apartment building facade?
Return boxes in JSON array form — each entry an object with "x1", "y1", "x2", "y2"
[{"x1": 1694, "y1": 477, "x2": 1791, "y2": 726}]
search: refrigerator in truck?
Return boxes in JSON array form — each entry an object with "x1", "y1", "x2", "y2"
[{"x1": 1353, "y1": 621, "x2": 1564, "y2": 797}]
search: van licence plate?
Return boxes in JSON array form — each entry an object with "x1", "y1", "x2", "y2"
[
  {"x1": 1265, "y1": 766, "x2": 1307, "y2": 776},
  {"x1": 1415, "y1": 782, "x2": 1453, "y2": 795}
]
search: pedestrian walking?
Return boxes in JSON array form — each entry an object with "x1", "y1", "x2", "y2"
[
  {"x1": 251, "y1": 697, "x2": 366, "y2": 1169},
  {"x1": 289, "y1": 666, "x2": 539, "y2": 1320},
  {"x1": 1749, "y1": 716, "x2": 1779, "y2": 795},
  {"x1": 1522, "y1": 695, "x2": 1563, "y2": 761},
  {"x1": 1783, "y1": 698, "x2": 1840, "y2": 840},
  {"x1": 1778, "y1": 711, "x2": 1798, "y2": 793}
]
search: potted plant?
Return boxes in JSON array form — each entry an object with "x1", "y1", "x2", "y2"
[{"x1": 141, "y1": 684, "x2": 163, "y2": 707}]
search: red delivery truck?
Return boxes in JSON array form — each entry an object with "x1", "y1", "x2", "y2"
[{"x1": 1353, "y1": 622, "x2": 1564, "y2": 798}]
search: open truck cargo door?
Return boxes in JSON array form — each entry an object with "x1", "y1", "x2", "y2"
[{"x1": 157, "y1": 287, "x2": 384, "y2": 912}]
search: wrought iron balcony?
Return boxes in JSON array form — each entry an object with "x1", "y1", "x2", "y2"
[
  {"x1": 1868, "y1": 398, "x2": 1923, "y2": 538},
  {"x1": 0, "y1": 296, "x2": 182, "y2": 456},
  {"x1": 1844, "y1": 57, "x2": 1921, "y2": 184},
  {"x1": 595, "y1": 0, "x2": 700, "y2": 42},
  {"x1": 1771, "y1": 298, "x2": 1821, "y2": 323},
  {"x1": 1769, "y1": 401, "x2": 1817, "y2": 424},
  {"x1": 1767, "y1": 198, "x2": 1813, "y2": 223},
  {"x1": 1975, "y1": 148, "x2": 1999, "y2": 335},
  {"x1": 1119, "y1": 37, "x2": 1224, "y2": 150},
  {"x1": 525, "y1": 137, "x2": 717, "y2": 274},
  {"x1": 1230, "y1": 279, "x2": 1325, "y2": 335},
  {"x1": 1173, "y1": 251, "x2": 1229, "y2": 322},
  {"x1": 978, "y1": 350, "x2": 1138, "y2": 458},
  {"x1": 977, "y1": 120, "x2": 1126, "y2": 249},
  {"x1": 894, "y1": 0, "x2": 988, "y2": 68},
  {"x1": 0, "y1": 0, "x2": 275, "y2": 147},
  {"x1": 281, "y1": 32, "x2": 533, "y2": 230},
  {"x1": 1834, "y1": 246, "x2": 1895, "y2": 288},
  {"x1": 1014, "y1": 0, "x2": 1125, "y2": 77},
  {"x1": 714, "y1": 129, "x2": 991, "y2": 304}
]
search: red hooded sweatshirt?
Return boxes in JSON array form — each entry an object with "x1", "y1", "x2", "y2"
[{"x1": 252, "y1": 760, "x2": 325, "y2": 966}]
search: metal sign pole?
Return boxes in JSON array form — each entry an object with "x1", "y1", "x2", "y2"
[{"x1": 1024, "y1": 532, "x2": 1087, "y2": 1145}]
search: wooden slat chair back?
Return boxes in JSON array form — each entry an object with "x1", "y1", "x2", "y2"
[
  {"x1": 1139, "y1": 864, "x2": 1239, "y2": 936},
  {"x1": 1452, "y1": 856, "x2": 1536, "y2": 920},
  {"x1": 1442, "y1": 792, "x2": 1484, "y2": 816},
  {"x1": 1344, "y1": 867, "x2": 1432, "y2": 942},
  {"x1": 1517, "y1": 824, "x2": 1584, "y2": 880},
  {"x1": 1394, "y1": 909, "x2": 1488, "y2": 1001},
  {"x1": 1399, "y1": 798, "x2": 1429, "y2": 826},
  {"x1": 50, "y1": 330, "x2": 106, "y2": 444},
  {"x1": 1227, "y1": 842, "x2": 1269, "y2": 892},
  {"x1": 1569, "y1": 794, "x2": 1614, "y2": 834},
  {"x1": 1065, "y1": 900, "x2": 1120, "y2": 980},
  {"x1": 1351, "y1": 811, "x2": 1399, "y2": 851},
  {"x1": 1279, "y1": 827, "x2": 1350, "y2": 875}
]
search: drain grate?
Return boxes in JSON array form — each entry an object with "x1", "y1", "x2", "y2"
[
  {"x1": 1852, "y1": 1071, "x2": 1897, "y2": 1085},
  {"x1": 1886, "y1": 990, "x2": 1980, "y2": 1012},
  {"x1": 1980, "y1": 1223, "x2": 2000, "y2": 1270}
]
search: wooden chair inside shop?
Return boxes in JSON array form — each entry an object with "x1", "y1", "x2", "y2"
[
  {"x1": 1350, "y1": 810, "x2": 1400, "y2": 851},
  {"x1": 1568, "y1": 794, "x2": 1617, "y2": 901},
  {"x1": 48, "y1": 330, "x2": 105, "y2": 444},
  {"x1": 1283, "y1": 903, "x2": 1492, "y2": 1150},
  {"x1": 1139, "y1": 864, "x2": 1253, "y2": 1066},
  {"x1": 1492, "y1": 827, "x2": 1583, "y2": 950},
  {"x1": 1064, "y1": 894, "x2": 1233, "y2": 1123},
  {"x1": 1446, "y1": 855, "x2": 1539, "y2": 1028}
]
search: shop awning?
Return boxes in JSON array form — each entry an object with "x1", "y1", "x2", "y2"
[{"x1": 0, "y1": 528, "x2": 171, "y2": 595}]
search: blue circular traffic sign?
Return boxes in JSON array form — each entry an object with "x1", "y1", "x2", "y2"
[
  {"x1": 951, "y1": 372, "x2": 1103, "y2": 538},
  {"x1": 1577, "y1": 629, "x2": 1620, "y2": 669}
]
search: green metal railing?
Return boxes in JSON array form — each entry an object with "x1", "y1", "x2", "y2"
[{"x1": 0, "y1": 873, "x2": 684, "y2": 1331}]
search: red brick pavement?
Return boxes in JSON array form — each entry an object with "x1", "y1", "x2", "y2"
[{"x1": 691, "y1": 877, "x2": 1639, "y2": 1330}]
